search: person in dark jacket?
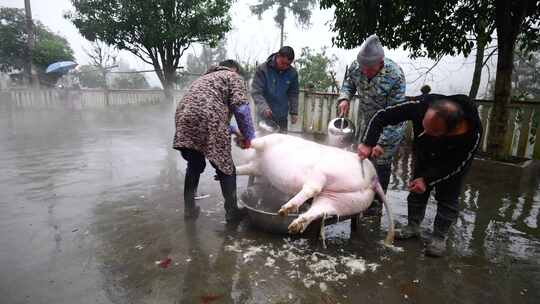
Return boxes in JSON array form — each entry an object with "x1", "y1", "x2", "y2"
[
  {"x1": 358, "y1": 94, "x2": 482, "y2": 257},
  {"x1": 251, "y1": 46, "x2": 299, "y2": 133}
]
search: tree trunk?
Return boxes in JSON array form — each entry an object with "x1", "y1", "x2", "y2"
[
  {"x1": 486, "y1": 0, "x2": 526, "y2": 159},
  {"x1": 276, "y1": 5, "x2": 286, "y2": 47},
  {"x1": 163, "y1": 68, "x2": 176, "y2": 102},
  {"x1": 102, "y1": 69, "x2": 109, "y2": 106},
  {"x1": 469, "y1": 32, "x2": 487, "y2": 99},
  {"x1": 24, "y1": 0, "x2": 39, "y2": 88},
  {"x1": 280, "y1": 20, "x2": 284, "y2": 47}
]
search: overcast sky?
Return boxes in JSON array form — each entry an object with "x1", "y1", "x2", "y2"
[{"x1": 0, "y1": 0, "x2": 495, "y2": 96}]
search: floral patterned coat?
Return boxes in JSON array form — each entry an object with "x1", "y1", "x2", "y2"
[{"x1": 173, "y1": 66, "x2": 251, "y2": 175}]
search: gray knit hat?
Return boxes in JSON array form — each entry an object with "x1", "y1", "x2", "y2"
[{"x1": 357, "y1": 34, "x2": 384, "y2": 67}]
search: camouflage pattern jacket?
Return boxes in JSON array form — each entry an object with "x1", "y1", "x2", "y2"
[{"x1": 338, "y1": 58, "x2": 406, "y2": 165}]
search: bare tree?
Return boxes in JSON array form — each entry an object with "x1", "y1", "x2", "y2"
[
  {"x1": 84, "y1": 41, "x2": 117, "y2": 89},
  {"x1": 84, "y1": 41, "x2": 118, "y2": 104},
  {"x1": 250, "y1": 0, "x2": 317, "y2": 47}
]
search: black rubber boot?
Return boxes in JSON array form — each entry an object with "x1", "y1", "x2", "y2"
[
  {"x1": 395, "y1": 190, "x2": 429, "y2": 240},
  {"x1": 183, "y1": 173, "x2": 200, "y2": 219},
  {"x1": 425, "y1": 236, "x2": 447, "y2": 257},
  {"x1": 218, "y1": 173, "x2": 246, "y2": 223},
  {"x1": 395, "y1": 223, "x2": 421, "y2": 240},
  {"x1": 425, "y1": 212, "x2": 454, "y2": 257}
]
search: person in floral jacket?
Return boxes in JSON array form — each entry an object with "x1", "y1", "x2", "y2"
[
  {"x1": 173, "y1": 60, "x2": 255, "y2": 222},
  {"x1": 337, "y1": 34, "x2": 407, "y2": 216}
]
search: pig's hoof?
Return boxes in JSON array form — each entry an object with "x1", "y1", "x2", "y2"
[
  {"x1": 278, "y1": 206, "x2": 296, "y2": 216},
  {"x1": 278, "y1": 208, "x2": 289, "y2": 217},
  {"x1": 288, "y1": 220, "x2": 306, "y2": 234}
]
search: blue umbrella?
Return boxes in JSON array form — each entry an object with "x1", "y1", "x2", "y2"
[{"x1": 46, "y1": 61, "x2": 78, "y2": 74}]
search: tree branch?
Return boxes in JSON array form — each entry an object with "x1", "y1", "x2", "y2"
[
  {"x1": 482, "y1": 47, "x2": 498, "y2": 67},
  {"x1": 407, "y1": 56, "x2": 444, "y2": 84}
]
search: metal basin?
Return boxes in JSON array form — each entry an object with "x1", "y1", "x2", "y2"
[
  {"x1": 239, "y1": 182, "x2": 309, "y2": 234},
  {"x1": 239, "y1": 181, "x2": 351, "y2": 235}
]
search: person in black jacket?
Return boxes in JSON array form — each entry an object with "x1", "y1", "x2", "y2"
[{"x1": 358, "y1": 94, "x2": 482, "y2": 257}]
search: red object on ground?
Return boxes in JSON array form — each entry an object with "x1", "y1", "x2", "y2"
[
  {"x1": 158, "y1": 257, "x2": 172, "y2": 268},
  {"x1": 201, "y1": 295, "x2": 222, "y2": 303}
]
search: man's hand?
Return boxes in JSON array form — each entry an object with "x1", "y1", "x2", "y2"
[
  {"x1": 357, "y1": 144, "x2": 372, "y2": 160},
  {"x1": 408, "y1": 178, "x2": 427, "y2": 193},
  {"x1": 357, "y1": 144, "x2": 384, "y2": 159},
  {"x1": 372, "y1": 145, "x2": 385, "y2": 158},
  {"x1": 338, "y1": 100, "x2": 349, "y2": 117},
  {"x1": 263, "y1": 108, "x2": 272, "y2": 119},
  {"x1": 290, "y1": 114, "x2": 298, "y2": 124}
]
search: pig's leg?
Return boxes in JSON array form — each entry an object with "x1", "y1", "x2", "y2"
[
  {"x1": 236, "y1": 162, "x2": 260, "y2": 176},
  {"x1": 278, "y1": 172, "x2": 326, "y2": 216},
  {"x1": 288, "y1": 196, "x2": 337, "y2": 234}
]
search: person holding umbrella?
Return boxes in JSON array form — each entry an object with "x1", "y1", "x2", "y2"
[{"x1": 45, "y1": 61, "x2": 78, "y2": 74}]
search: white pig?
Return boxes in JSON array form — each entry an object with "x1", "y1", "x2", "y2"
[{"x1": 236, "y1": 133, "x2": 395, "y2": 245}]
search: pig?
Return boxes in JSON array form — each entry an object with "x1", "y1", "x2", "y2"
[{"x1": 236, "y1": 133, "x2": 395, "y2": 245}]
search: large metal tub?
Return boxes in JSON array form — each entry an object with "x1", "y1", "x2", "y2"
[
  {"x1": 239, "y1": 181, "x2": 357, "y2": 235},
  {"x1": 239, "y1": 182, "x2": 305, "y2": 234}
]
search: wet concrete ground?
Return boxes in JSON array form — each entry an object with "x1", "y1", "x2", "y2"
[{"x1": 1, "y1": 103, "x2": 539, "y2": 304}]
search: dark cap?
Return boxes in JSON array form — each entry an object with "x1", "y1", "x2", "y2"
[{"x1": 277, "y1": 46, "x2": 295, "y2": 61}]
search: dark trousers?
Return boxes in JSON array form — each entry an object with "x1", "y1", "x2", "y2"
[
  {"x1": 179, "y1": 148, "x2": 237, "y2": 212},
  {"x1": 368, "y1": 163, "x2": 392, "y2": 211},
  {"x1": 274, "y1": 118, "x2": 288, "y2": 134},
  {"x1": 376, "y1": 163, "x2": 392, "y2": 193},
  {"x1": 407, "y1": 175, "x2": 464, "y2": 238},
  {"x1": 180, "y1": 148, "x2": 233, "y2": 181}
]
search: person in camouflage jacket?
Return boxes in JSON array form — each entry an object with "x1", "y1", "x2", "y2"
[{"x1": 337, "y1": 34, "x2": 407, "y2": 216}]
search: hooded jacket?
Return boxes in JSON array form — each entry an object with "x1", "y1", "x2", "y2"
[{"x1": 251, "y1": 54, "x2": 299, "y2": 120}]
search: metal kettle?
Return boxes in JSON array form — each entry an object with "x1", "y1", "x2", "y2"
[{"x1": 327, "y1": 117, "x2": 356, "y2": 148}]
